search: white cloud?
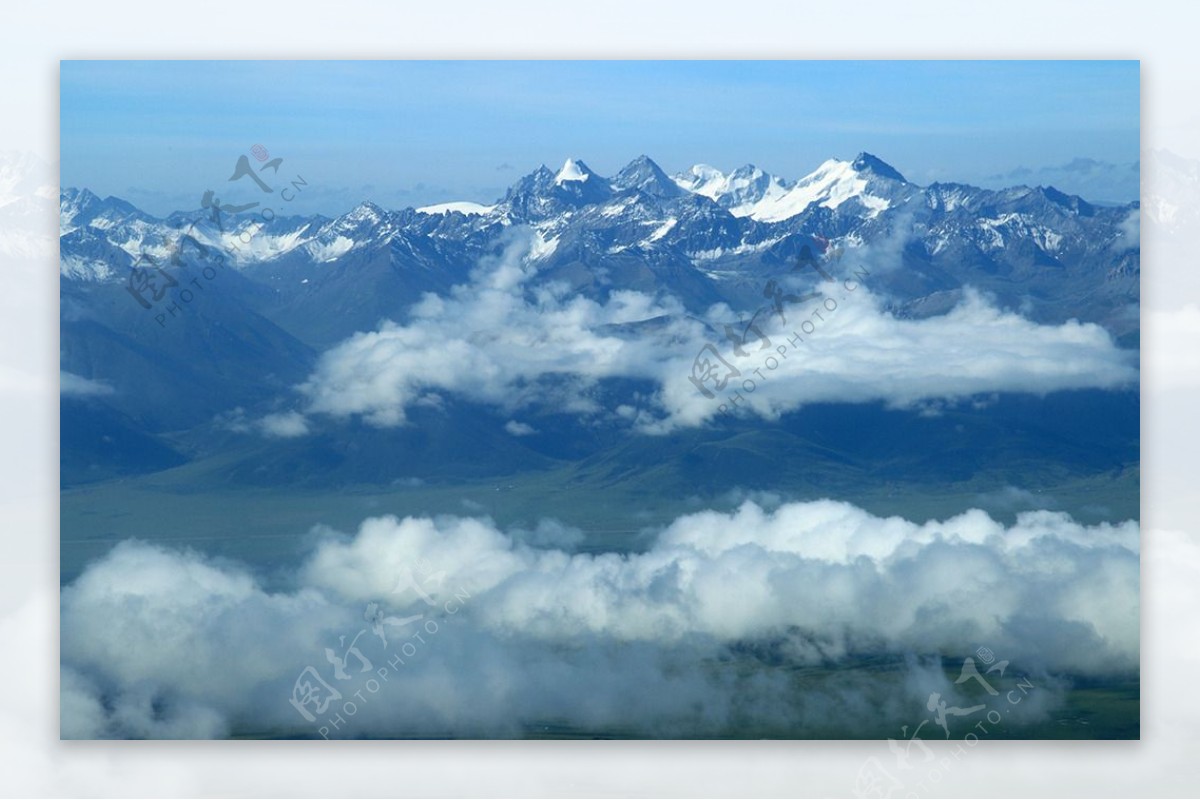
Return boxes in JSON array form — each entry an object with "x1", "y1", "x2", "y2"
[
  {"x1": 258, "y1": 411, "x2": 310, "y2": 438},
  {"x1": 1115, "y1": 207, "x2": 1140, "y2": 252},
  {"x1": 294, "y1": 230, "x2": 1136, "y2": 434},
  {"x1": 652, "y1": 285, "x2": 1136, "y2": 431},
  {"x1": 218, "y1": 407, "x2": 311, "y2": 438},
  {"x1": 60, "y1": 371, "x2": 113, "y2": 397},
  {"x1": 299, "y1": 232, "x2": 690, "y2": 427},
  {"x1": 503, "y1": 420, "x2": 536, "y2": 436},
  {"x1": 61, "y1": 500, "x2": 1138, "y2": 739}
]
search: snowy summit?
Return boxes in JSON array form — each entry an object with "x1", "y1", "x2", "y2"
[{"x1": 554, "y1": 158, "x2": 593, "y2": 186}]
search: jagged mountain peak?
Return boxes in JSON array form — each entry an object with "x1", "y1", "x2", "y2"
[
  {"x1": 59, "y1": 187, "x2": 152, "y2": 235},
  {"x1": 56, "y1": 152, "x2": 1139, "y2": 351},
  {"x1": 671, "y1": 162, "x2": 792, "y2": 215},
  {"x1": 672, "y1": 164, "x2": 729, "y2": 199},
  {"x1": 623, "y1": 154, "x2": 662, "y2": 170},
  {"x1": 351, "y1": 199, "x2": 386, "y2": 215},
  {"x1": 678, "y1": 163, "x2": 724, "y2": 182},
  {"x1": 324, "y1": 201, "x2": 394, "y2": 239},
  {"x1": 549, "y1": 158, "x2": 613, "y2": 205},
  {"x1": 612, "y1": 155, "x2": 684, "y2": 198},
  {"x1": 331, "y1": 201, "x2": 388, "y2": 229},
  {"x1": 554, "y1": 158, "x2": 597, "y2": 185},
  {"x1": 505, "y1": 164, "x2": 555, "y2": 196},
  {"x1": 728, "y1": 164, "x2": 766, "y2": 179},
  {"x1": 61, "y1": 186, "x2": 101, "y2": 204},
  {"x1": 726, "y1": 155, "x2": 907, "y2": 223},
  {"x1": 851, "y1": 152, "x2": 907, "y2": 182}
]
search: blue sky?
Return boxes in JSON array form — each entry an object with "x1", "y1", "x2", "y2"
[{"x1": 60, "y1": 60, "x2": 1140, "y2": 216}]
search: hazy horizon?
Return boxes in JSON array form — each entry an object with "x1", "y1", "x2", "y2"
[{"x1": 60, "y1": 60, "x2": 1140, "y2": 216}]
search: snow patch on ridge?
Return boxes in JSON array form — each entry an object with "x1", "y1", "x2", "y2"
[
  {"x1": 306, "y1": 235, "x2": 356, "y2": 263},
  {"x1": 746, "y1": 159, "x2": 890, "y2": 223}
]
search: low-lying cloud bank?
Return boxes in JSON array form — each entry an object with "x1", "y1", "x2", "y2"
[
  {"x1": 61, "y1": 500, "x2": 1138, "y2": 739},
  {"x1": 286, "y1": 230, "x2": 1137, "y2": 434}
]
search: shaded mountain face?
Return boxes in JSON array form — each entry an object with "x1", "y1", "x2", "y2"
[
  {"x1": 59, "y1": 153, "x2": 1139, "y2": 486},
  {"x1": 613, "y1": 154, "x2": 687, "y2": 199}
]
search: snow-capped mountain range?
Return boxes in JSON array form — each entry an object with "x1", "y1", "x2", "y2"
[
  {"x1": 59, "y1": 152, "x2": 1140, "y2": 342},
  {"x1": 54, "y1": 150, "x2": 1142, "y2": 488},
  {"x1": 670, "y1": 153, "x2": 898, "y2": 222}
]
